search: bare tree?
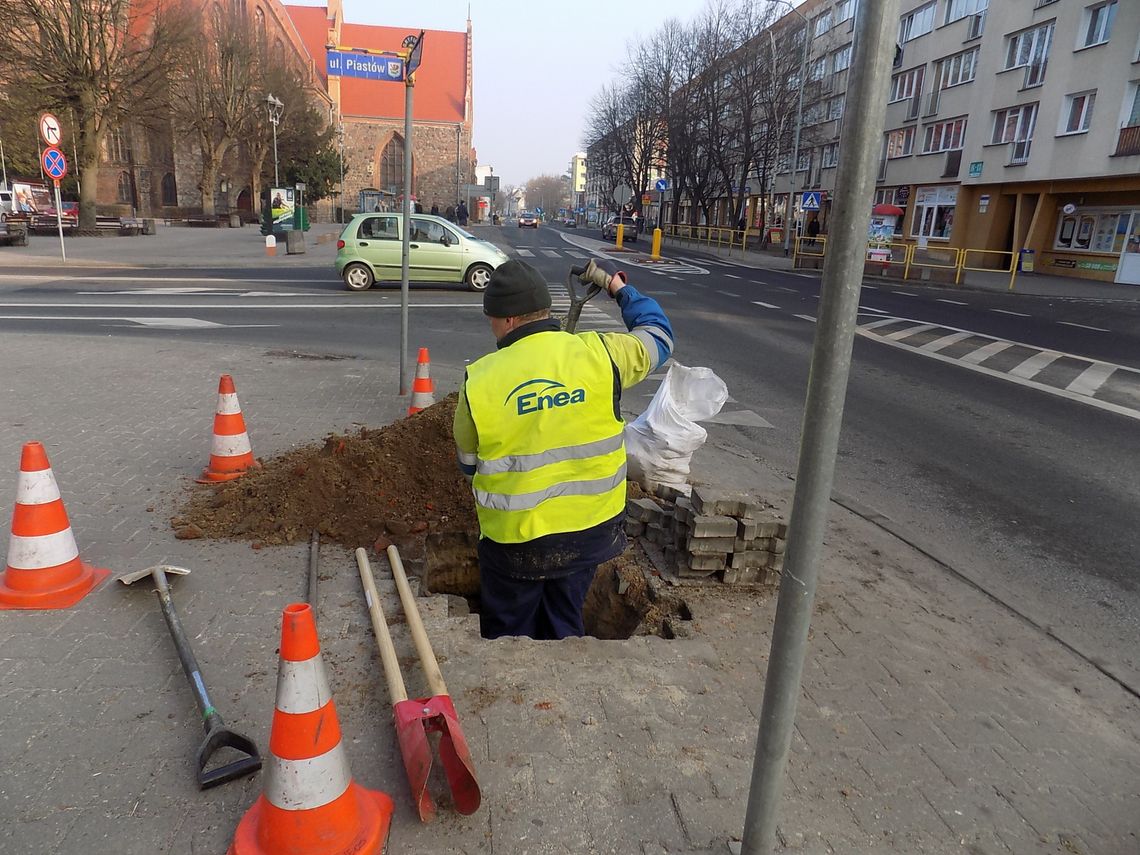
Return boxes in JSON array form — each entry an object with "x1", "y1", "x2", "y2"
[
  {"x1": 524, "y1": 174, "x2": 568, "y2": 217},
  {"x1": 0, "y1": 0, "x2": 194, "y2": 227}
]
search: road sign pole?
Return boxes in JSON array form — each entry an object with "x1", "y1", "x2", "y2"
[
  {"x1": 399, "y1": 57, "x2": 415, "y2": 396},
  {"x1": 53, "y1": 181, "x2": 66, "y2": 263},
  {"x1": 739, "y1": 1, "x2": 898, "y2": 850}
]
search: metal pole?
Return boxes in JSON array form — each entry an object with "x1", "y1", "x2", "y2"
[
  {"x1": 339, "y1": 124, "x2": 345, "y2": 224},
  {"x1": 455, "y1": 124, "x2": 461, "y2": 209},
  {"x1": 53, "y1": 181, "x2": 66, "y2": 262},
  {"x1": 399, "y1": 74, "x2": 414, "y2": 396},
  {"x1": 784, "y1": 16, "x2": 809, "y2": 258},
  {"x1": 0, "y1": 138, "x2": 6, "y2": 188},
  {"x1": 739, "y1": 1, "x2": 897, "y2": 851},
  {"x1": 272, "y1": 118, "x2": 279, "y2": 187}
]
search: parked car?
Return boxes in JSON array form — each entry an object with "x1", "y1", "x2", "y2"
[
  {"x1": 563, "y1": 218, "x2": 577, "y2": 228},
  {"x1": 335, "y1": 212, "x2": 510, "y2": 292},
  {"x1": 0, "y1": 189, "x2": 15, "y2": 221},
  {"x1": 602, "y1": 214, "x2": 638, "y2": 242},
  {"x1": 518, "y1": 211, "x2": 539, "y2": 228}
]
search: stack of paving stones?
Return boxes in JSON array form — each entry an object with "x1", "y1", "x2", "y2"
[{"x1": 626, "y1": 485, "x2": 787, "y2": 585}]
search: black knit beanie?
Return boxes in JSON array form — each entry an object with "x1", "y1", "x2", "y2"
[{"x1": 482, "y1": 260, "x2": 552, "y2": 318}]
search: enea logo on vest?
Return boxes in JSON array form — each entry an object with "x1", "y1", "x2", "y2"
[{"x1": 504, "y1": 378, "x2": 586, "y2": 416}]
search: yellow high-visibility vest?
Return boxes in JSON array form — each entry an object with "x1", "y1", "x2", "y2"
[{"x1": 464, "y1": 329, "x2": 627, "y2": 543}]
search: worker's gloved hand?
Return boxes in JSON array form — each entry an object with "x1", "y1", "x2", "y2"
[{"x1": 580, "y1": 260, "x2": 627, "y2": 297}]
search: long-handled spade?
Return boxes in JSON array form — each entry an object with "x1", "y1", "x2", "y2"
[
  {"x1": 119, "y1": 564, "x2": 261, "y2": 789},
  {"x1": 355, "y1": 547, "x2": 480, "y2": 821}
]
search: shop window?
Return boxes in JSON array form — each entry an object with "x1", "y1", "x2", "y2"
[
  {"x1": 910, "y1": 185, "x2": 957, "y2": 240},
  {"x1": 1055, "y1": 209, "x2": 1131, "y2": 254}
]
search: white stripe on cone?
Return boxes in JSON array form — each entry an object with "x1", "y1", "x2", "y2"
[
  {"x1": 211, "y1": 432, "x2": 253, "y2": 457},
  {"x1": 216, "y1": 392, "x2": 243, "y2": 416},
  {"x1": 15, "y1": 469, "x2": 62, "y2": 505},
  {"x1": 7, "y1": 529, "x2": 80, "y2": 570},
  {"x1": 275, "y1": 656, "x2": 333, "y2": 716},
  {"x1": 264, "y1": 740, "x2": 353, "y2": 812}
]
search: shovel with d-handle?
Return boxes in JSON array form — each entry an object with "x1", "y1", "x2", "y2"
[
  {"x1": 355, "y1": 547, "x2": 481, "y2": 821},
  {"x1": 119, "y1": 564, "x2": 261, "y2": 789}
]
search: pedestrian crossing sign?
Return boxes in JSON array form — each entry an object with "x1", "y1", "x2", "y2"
[{"x1": 801, "y1": 191, "x2": 821, "y2": 211}]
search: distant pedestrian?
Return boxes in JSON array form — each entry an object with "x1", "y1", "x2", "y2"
[
  {"x1": 445, "y1": 205, "x2": 455, "y2": 222},
  {"x1": 457, "y1": 200, "x2": 469, "y2": 227},
  {"x1": 430, "y1": 203, "x2": 440, "y2": 216},
  {"x1": 414, "y1": 201, "x2": 423, "y2": 214},
  {"x1": 807, "y1": 217, "x2": 820, "y2": 247}
]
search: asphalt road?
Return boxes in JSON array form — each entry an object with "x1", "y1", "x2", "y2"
[{"x1": 1, "y1": 224, "x2": 1138, "y2": 689}]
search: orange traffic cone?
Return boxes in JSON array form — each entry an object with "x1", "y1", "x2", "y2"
[
  {"x1": 228, "y1": 603, "x2": 393, "y2": 855},
  {"x1": 0, "y1": 442, "x2": 110, "y2": 610},
  {"x1": 199, "y1": 374, "x2": 258, "y2": 483},
  {"x1": 407, "y1": 347, "x2": 435, "y2": 416}
]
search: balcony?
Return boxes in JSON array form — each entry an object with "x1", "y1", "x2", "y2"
[
  {"x1": 1009, "y1": 139, "x2": 1032, "y2": 165},
  {"x1": 1113, "y1": 125, "x2": 1140, "y2": 157}
]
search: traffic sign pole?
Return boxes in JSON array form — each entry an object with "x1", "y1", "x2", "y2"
[
  {"x1": 41, "y1": 146, "x2": 69, "y2": 262},
  {"x1": 53, "y1": 180, "x2": 66, "y2": 263}
]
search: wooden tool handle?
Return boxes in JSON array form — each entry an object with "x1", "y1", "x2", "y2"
[
  {"x1": 387, "y1": 545, "x2": 448, "y2": 697},
  {"x1": 355, "y1": 548, "x2": 408, "y2": 704}
]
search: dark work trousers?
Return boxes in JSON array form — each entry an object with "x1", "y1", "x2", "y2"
[{"x1": 479, "y1": 563, "x2": 599, "y2": 641}]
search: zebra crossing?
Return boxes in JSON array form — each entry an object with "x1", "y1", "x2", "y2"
[
  {"x1": 857, "y1": 314, "x2": 1140, "y2": 421},
  {"x1": 515, "y1": 247, "x2": 590, "y2": 260},
  {"x1": 547, "y1": 282, "x2": 625, "y2": 332}
]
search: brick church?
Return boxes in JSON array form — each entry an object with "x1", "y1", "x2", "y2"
[{"x1": 98, "y1": 0, "x2": 475, "y2": 221}]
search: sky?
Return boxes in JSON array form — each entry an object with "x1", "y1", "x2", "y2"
[{"x1": 286, "y1": 0, "x2": 707, "y2": 187}]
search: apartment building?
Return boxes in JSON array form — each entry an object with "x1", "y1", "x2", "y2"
[
  {"x1": 569, "y1": 153, "x2": 588, "y2": 222},
  {"x1": 770, "y1": 0, "x2": 1140, "y2": 285}
]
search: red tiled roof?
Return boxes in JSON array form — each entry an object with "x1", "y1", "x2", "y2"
[{"x1": 285, "y1": 5, "x2": 468, "y2": 124}]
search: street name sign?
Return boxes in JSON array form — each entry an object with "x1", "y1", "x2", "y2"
[{"x1": 326, "y1": 49, "x2": 404, "y2": 81}]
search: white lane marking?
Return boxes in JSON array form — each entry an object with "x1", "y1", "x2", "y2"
[
  {"x1": 566, "y1": 251, "x2": 588, "y2": 259},
  {"x1": 862, "y1": 285, "x2": 878, "y2": 289},
  {"x1": 891, "y1": 290, "x2": 919, "y2": 297},
  {"x1": 1058, "y1": 321, "x2": 1109, "y2": 332},
  {"x1": 725, "y1": 274, "x2": 741, "y2": 279},
  {"x1": 241, "y1": 291, "x2": 303, "y2": 297},
  {"x1": 752, "y1": 301, "x2": 780, "y2": 309},
  {"x1": 516, "y1": 248, "x2": 535, "y2": 257},
  {"x1": 861, "y1": 330, "x2": 1140, "y2": 422},
  {"x1": 0, "y1": 315, "x2": 278, "y2": 329},
  {"x1": 1008, "y1": 350, "x2": 1063, "y2": 380},
  {"x1": 78, "y1": 287, "x2": 221, "y2": 295},
  {"x1": 675, "y1": 255, "x2": 732, "y2": 267},
  {"x1": 670, "y1": 276, "x2": 683, "y2": 281},
  {"x1": 702, "y1": 410, "x2": 775, "y2": 428},
  {"x1": 920, "y1": 331, "x2": 973, "y2": 352},
  {"x1": 936, "y1": 298, "x2": 968, "y2": 306},
  {"x1": 693, "y1": 283, "x2": 707, "y2": 288},
  {"x1": 541, "y1": 250, "x2": 561, "y2": 257},
  {"x1": 1066, "y1": 362, "x2": 1116, "y2": 396},
  {"x1": 777, "y1": 286, "x2": 798, "y2": 293},
  {"x1": 859, "y1": 306, "x2": 889, "y2": 314},
  {"x1": 960, "y1": 340, "x2": 1013, "y2": 364},
  {"x1": 794, "y1": 314, "x2": 817, "y2": 322},
  {"x1": 0, "y1": 301, "x2": 487, "y2": 310},
  {"x1": 992, "y1": 308, "x2": 1030, "y2": 317},
  {"x1": 885, "y1": 322, "x2": 938, "y2": 341},
  {"x1": 717, "y1": 291, "x2": 741, "y2": 297},
  {"x1": 861, "y1": 317, "x2": 906, "y2": 331}
]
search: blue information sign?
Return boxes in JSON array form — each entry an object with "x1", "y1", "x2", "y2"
[
  {"x1": 801, "y1": 191, "x2": 822, "y2": 211},
  {"x1": 42, "y1": 147, "x2": 67, "y2": 180},
  {"x1": 655, "y1": 178, "x2": 669, "y2": 192},
  {"x1": 327, "y1": 49, "x2": 404, "y2": 82}
]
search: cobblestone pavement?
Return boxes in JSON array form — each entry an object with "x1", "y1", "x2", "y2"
[{"x1": 1, "y1": 332, "x2": 1137, "y2": 854}]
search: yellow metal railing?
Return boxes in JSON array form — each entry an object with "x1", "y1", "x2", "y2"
[
  {"x1": 957, "y1": 248, "x2": 1017, "y2": 290},
  {"x1": 905, "y1": 244, "x2": 962, "y2": 282},
  {"x1": 793, "y1": 235, "x2": 826, "y2": 267},
  {"x1": 865, "y1": 242, "x2": 911, "y2": 276},
  {"x1": 660, "y1": 223, "x2": 750, "y2": 256}
]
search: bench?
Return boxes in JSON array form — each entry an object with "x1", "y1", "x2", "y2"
[
  {"x1": 95, "y1": 216, "x2": 143, "y2": 236},
  {"x1": 186, "y1": 215, "x2": 224, "y2": 228}
]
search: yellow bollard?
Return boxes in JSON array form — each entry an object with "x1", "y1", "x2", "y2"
[
  {"x1": 651, "y1": 228, "x2": 662, "y2": 259},
  {"x1": 616, "y1": 223, "x2": 624, "y2": 249}
]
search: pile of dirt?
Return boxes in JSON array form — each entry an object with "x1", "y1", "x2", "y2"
[{"x1": 177, "y1": 395, "x2": 476, "y2": 549}]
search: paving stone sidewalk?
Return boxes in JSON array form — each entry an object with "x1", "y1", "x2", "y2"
[{"x1": 0, "y1": 333, "x2": 1137, "y2": 854}]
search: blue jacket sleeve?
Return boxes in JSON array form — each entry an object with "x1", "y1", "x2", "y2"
[{"x1": 614, "y1": 284, "x2": 674, "y2": 371}]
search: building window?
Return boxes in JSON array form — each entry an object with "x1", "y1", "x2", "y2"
[
  {"x1": 254, "y1": 7, "x2": 265, "y2": 43},
  {"x1": 899, "y1": 2, "x2": 935, "y2": 43},
  {"x1": 1081, "y1": 1, "x2": 1117, "y2": 48},
  {"x1": 105, "y1": 128, "x2": 132, "y2": 164},
  {"x1": 1124, "y1": 83, "x2": 1140, "y2": 128},
  {"x1": 1055, "y1": 209, "x2": 1128, "y2": 254},
  {"x1": 796, "y1": 151, "x2": 811, "y2": 172},
  {"x1": 992, "y1": 103, "x2": 1038, "y2": 163},
  {"x1": 890, "y1": 66, "x2": 925, "y2": 103},
  {"x1": 939, "y1": 48, "x2": 978, "y2": 88},
  {"x1": 832, "y1": 45, "x2": 852, "y2": 73},
  {"x1": 380, "y1": 135, "x2": 404, "y2": 190},
  {"x1": 1060, "y1": 91, "x2": 1096, "y2": 134},
  {"x1": 885, "y1": 127, "x2": 915, "y2": 158},
  {"x1": 873, "y1": 188, "x2": 897, "y2": 205},
  {"x1": 117, "y1": 171, "x2": 134, "y2": 204},
  {"x1": 821, "y1": 143, "x2": 840, "y2": 168},
  {"x1": 809, "y1": 57, "x2": 826, "y2": 81},
  {"x1": 829, "y1": 95, "x2": 845, "y2": 120},
  {"x1": 945, "y1": 0, "x2": 984, "y2": 25},
  {"x1": 835, "y1": 0, "x2": 855, "y2": 23},
  {"x1": 814, "y1": 11, "x2": 832, "y2": 37},
  {"x1": 1005, "y1": 22, "x2": 1054, "y2": 88},
  {"x1": 922, "y1": 118, "x2": 967, "y2": 153},
  {"x1": 911, "y1": 185, "x2": 957, "y2": 239},
  {"x1": 161, "y1": 173, "x2": 177, "y2": 206}
]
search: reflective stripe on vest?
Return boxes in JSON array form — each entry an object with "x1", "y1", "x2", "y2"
[{"x1": 465, "y1": 330, "x2": 627, "y2": 543}]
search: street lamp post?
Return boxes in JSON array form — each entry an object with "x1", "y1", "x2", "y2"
[
  {"x1": 769, "y1": 1, "x2": 811, "y2": 257},
  {"x1": 266, "y1": 94, "x2": 284, "y2": 187},
  {"x1": 337, "y1": 123, "x2": 346, "y2": 223}
]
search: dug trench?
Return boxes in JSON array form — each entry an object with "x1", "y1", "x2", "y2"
[{"x1": 176, "y1": 395, "x2": 693, "y2": 639}]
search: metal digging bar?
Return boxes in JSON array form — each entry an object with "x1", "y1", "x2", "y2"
[{"x1": 118, "y1": 564, "x2": 261, "y2": 789}]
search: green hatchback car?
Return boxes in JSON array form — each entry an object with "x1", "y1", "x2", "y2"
[{"x1": 335, "y1": 212, "x2": 510, "y2": 291}]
